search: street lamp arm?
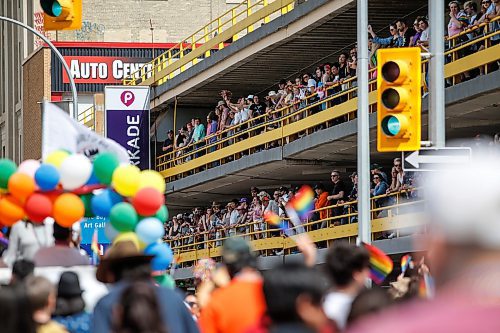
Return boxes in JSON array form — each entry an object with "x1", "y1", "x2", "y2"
[{"x1": 0, "y1": 15, "x2": 78, "y2": 118}]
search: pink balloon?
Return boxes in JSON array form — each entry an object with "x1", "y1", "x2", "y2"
[{"x1": 17, "y1": 159, "x2": 41, "y2": 178}]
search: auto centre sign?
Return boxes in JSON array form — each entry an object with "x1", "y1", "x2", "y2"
[
  {"x1": 105, "y1": 86, "x2": 150, "y2": 170},
  {"x1": 62, "y1": 56, "x2": 153, "y2": 84}
]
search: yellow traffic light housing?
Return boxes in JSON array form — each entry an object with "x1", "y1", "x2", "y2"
[
  {"x1": 41, "y1": 0, "x2": 82, "y2": 31},
  {"x1": 377, "y1": 48, "x2": 421, "y2": 152}
]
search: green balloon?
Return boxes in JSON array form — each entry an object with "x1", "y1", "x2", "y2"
[
  {"x1": 93, "y1": 153, "x2": 119, "y2": 185},
  {"x1": 110, "y1": 202, "x2": 138, "y2": 232},
  {"x1": 80, "y1": 194, "x2": 94, "y2": 218},
  {"x1": 0, "y1": 159, "x2": 17, "y2": 189},
  {"x1": 154, "y1": 205, "x2": 169, "y2": 222}
]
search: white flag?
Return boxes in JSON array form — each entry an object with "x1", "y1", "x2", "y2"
[{"x1": 42, "y1": 101, "x2": 129, "y2": 162}]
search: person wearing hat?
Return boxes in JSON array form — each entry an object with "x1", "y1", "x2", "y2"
[
  {"x1": 52, "y1": 271, "x2": 91, "y2": 333},
  {"x1": 199, "y1": 238, "x2": 266, "y2": 333},
  {"x1": 91, "y1": 240, "x2": 198, "y2": 333},
  {"x1": 370, "y1": 163, "x2": 387, "y2": 183},
  {"x1": 162, "y1": 130, "x2": 175, "y2": 153}
]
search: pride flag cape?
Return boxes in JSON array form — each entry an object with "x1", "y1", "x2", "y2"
[{"x1": 363, "y1": 243, "x2": 394, "y2": 285}]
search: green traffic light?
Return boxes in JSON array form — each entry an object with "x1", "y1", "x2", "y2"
[
  {"x1": 52, "y1": 2, "x2": 63, "y2": 16},
  {"x1": 40, "y1": 0, "x2": 62, "y2": 17},
  {"x1": 381, "y1": 115, "x2": 401, "y2": 137}
]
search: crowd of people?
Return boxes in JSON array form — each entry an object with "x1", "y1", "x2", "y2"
[
  {"x1": 161, "y1": 0, "x2": 500, "y2": 165},
  {"x1": 163, "y1": 157, "x2": 421, "y2": 250}
]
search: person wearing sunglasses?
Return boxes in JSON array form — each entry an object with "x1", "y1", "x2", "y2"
[{"x1": 367, "y1": 23, "x2": 403, "y2": 48}]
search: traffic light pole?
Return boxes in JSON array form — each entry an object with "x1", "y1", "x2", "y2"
[
  {"x1": 428, "y1": 0, "x2": 446, "y2": 148},
  {"x1": 356, "y1": 0, "x2": 371, "y2": 245},
  {"x1": 0, "y1": 16, "x2": 78, "y2": 118}
]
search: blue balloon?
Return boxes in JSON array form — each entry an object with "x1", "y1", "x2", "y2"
[
  {"x1": 85, "y1": 170, "x2": 100, "y2": 185},
  {"x1": 135, "y1": 218, "x2": 165, "y2": 245},
  {"x1": 104, "y1": 221, "x2": 119, "y2": 242},
  {"x1": 91, "y1": 189, "x2": 122, "y2": 217},
  {"x1": 145, "y1": 242, "x2": 173, "y2": 271},
  {"x1": 34, "y1": 164, "x2": 60, "y2": 191}
]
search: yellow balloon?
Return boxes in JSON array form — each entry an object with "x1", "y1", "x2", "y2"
[
  {"x1": 45, "y1": 150, "x2": 70, "y2": 168},
  {"x1": 113, "y1": 232, "x2": 140, "y2": 250},
  {"x1": 112, "y1": 164, "x2": 141, "y2": 197},
  {"x1": 139, "y1": 170, "x2": 166, "y2": 193}
]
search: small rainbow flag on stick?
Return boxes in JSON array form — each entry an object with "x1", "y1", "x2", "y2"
[
  {"x1": 401, "y1": 254, "x2": 412, "y2": 274},
  {"x1": 288, "y1": 185, "x2": 315, "y2": 220},
  {"x1": 264, "y1": 211, "x2": 293, "y2": 237},
  {"x1": 363, "y1": 243, "x2": 394, "y2": 285}
]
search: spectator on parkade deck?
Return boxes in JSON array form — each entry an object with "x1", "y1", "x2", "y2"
[
  {"x1": 162, "y1": 130, "x2": 174, "y2": 153},
  {"x1": 395, "y1": 18, "x2": 416, "y2": 47},
  {"x1": 327, "y1": 170, "x2": 347, "y2": 225},
  {"x1": 416, "y1": 17, "x2": 430, "y2": 48},
  {"x1": 368, "y1": 23, "x2": 402, "y2": 48},
  {"x1": 448, "y1": 1, "x2": 468, "y2": 37},
  {"x1": 314, "y1": 183, "x2": 330, "y2": 228}
]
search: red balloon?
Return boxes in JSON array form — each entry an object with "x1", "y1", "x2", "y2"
[
  {"x1": 132, "y1": 187, "x2": 164, "y2": 216},
  {"x1": 25, "y1": 193, "x2": 53, "y2": 223}
]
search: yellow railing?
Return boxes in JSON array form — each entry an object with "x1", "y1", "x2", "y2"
[
  {"x1": 76, "y1": 105, "x2": 95, "y2": 131},
  {"x1": 123, "y1": 0, "x2": 295, "y2": 86},
  {"x1": 167, "y1": 189, "x2": 424, "y2": 266},
  {"x1": 156, "y1": 20, "x2": 500, "y2": 183}
]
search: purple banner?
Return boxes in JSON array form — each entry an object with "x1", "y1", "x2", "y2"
[{"x1": 106, "y1": 109, "x2": 150, "y2": 169}]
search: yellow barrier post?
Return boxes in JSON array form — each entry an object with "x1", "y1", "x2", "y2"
[
  {"x1": 247, "y1": 0, "x2": 254, "y2": 33},
  {"x1": 204, "y1": 26, "x2": 211, "y2": 58},
  {"x1": 180, "y1": 42, "x2": 186, "y2": 73},
  {"x1": 232, "y1": 8, "x2": 239, "y2": 41},
  {"x1": 192, "y1": 35, "x2": 198, "y2": 65},
  {"x1": 218, "y1": 17, "x2": 224, "y2": 50},
  {"x1": 264, "y1": 0, "x2": 270, "y2": 23}
]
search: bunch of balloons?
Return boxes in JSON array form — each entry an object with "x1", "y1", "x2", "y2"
[{"x1": 0, "y1": 150, "x2": 173, "y2": 271}]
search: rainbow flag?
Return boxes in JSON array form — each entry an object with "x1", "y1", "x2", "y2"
[
  {"x1": 419, "y1": 273, "x2": 435, "y2": 299},
  {"x1": 363, "y1": 243, "x2": 393, "y2": 285},
  {"x1": 264, "y1": 211, "x2": 281, "y2": 226},
  {"x1": 264, "y1": 211, "x2": 292, "y2": 236},
  {"x1": 287, "y1": 185, "x2": 314, "y2": 219},
  {"x1": 401, "y1": 254, "x2": 412, "y2": 274}
]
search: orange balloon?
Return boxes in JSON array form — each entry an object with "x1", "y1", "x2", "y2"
[
  {"x1": 0, "y1": 195, "x2": 25, "y2": 226},
  {"x1": 53, "y1": 193, "x2": 84, "y2": 227},
  {"x1": 8, "y1": 172, "x2": 36, "y2": 202}
]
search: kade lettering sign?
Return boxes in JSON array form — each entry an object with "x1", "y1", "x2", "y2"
[
  {"x1": 105, "y1": 86, "x2": 150, "y2": 169},
  {"x1": 63, "y1": 56, "x2": 153, "y2": 84}
]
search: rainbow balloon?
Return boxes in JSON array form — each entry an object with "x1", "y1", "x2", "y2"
[{"x1": 364, "y1": 243, "x2": 393, "y2": 285}]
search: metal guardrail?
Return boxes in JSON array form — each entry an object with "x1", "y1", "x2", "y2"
[
  {"x1": 167, "y1": 189, "x2": 425, "y2": 266},
  {"x1": 123, "y1": 0, "x2": 295, "y2": 86},
  {"x1": 156, "y1": 20, "x2": 500, "y2": 182}
]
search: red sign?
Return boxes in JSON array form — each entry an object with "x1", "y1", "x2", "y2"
[{"x1": 62, "y1": 56, "x2": 153, "y2": 84}]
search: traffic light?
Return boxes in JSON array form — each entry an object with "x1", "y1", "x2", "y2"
[
  {"x1": 41, "y1": 0, "x2": 82, "y2": 31},
  {"x1": 377, "y1": 47, "x2": 421, "y2": 152}
]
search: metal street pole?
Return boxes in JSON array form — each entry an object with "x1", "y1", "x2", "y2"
[
  {"x1": 428, "y1": 0, "x2": 446, "y2": 148},
  {"x1": 0, "y1": 16, "x2": 78, "y2": 118},
  {"x1": 357, "y1": 0, "x2": 371, "y2": 245}
]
